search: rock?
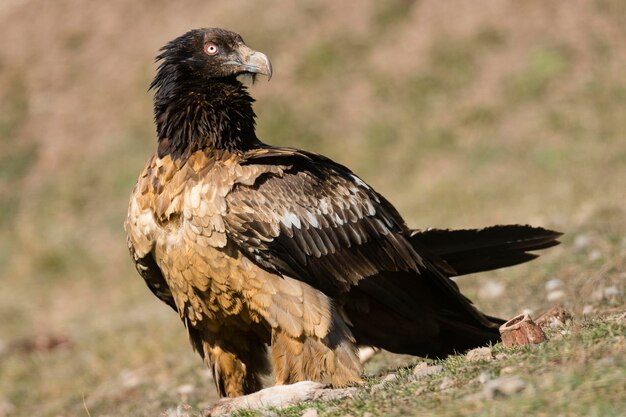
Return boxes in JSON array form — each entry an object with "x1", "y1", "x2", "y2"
[
  {"x1": 592, "y1": 285, "x2": 621, "y2": 302},
  {"x1": 314, "y1": 387, "x2": 358, "y2": 401},
  {"x1": 478, "y1": 280, "x2": 505, "y2": 299},
  {"x1": 477, "y1": 372, "x2": 491, "y2": 384},
  {"x1": 370, "y1": 375, "x2": 396, "y2": 393},
  {"x1": 382, "y1": 373, "x2": 397, "y2": 383},
  {"x1": 574, "y1": 234, "x2": 590, "y2": 251},
  {"x1": 582, "y1": 305, "x2": 594, "y2": 315},
  {"x1": 603, "y1": 285, "x2": 620, "y2": 298},
  {"x1": 499, "y1": 313, "x2": 547, "y2": 347},
  {"x1": 500, "y1": 366, "x2": 516, "y2": 374},
  {"x1": 544, "y1": 278, "x2": 563, "y2": 292},
  {"x1": 546, "y1": 290, "x2": 565, "y2": 301},
  {"x1": 439, "y1": 377, "x2": 455, "y2": 390},
  {"x1": 177, "y1": 384, "x2": 195, "y2": 395},
  {"x1": 120, "y1": 369, "x2": 143, "y2": 388},
  {"x1": 412, "y1": 362, "x2": 428, "y2": 372},
  {"x1": 483, "y1": 376, "x2": 526, "y2": 399},
  {"x1": 589, "y1": 249, "x2": 602, "y2": 261},
  {"x1": 301, "y1": 408, "x2": 318, "y2": 417},
  {"x1": 466, "y1": 347, "x2": 493, "y2": 362},
  {"x1": 409, "y1": 365, "x2": 443, "y2": 381}
]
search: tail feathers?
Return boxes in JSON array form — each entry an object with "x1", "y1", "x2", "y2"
[{"x1": 411, "y1": 225, "x2": 561, "y2": 276}]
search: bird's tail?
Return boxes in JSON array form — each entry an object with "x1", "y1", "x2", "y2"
[{"x1": 409, "y1": 225, "x2": 561, "y2": 277}]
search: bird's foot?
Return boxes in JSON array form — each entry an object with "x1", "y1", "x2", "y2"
[{"x1": 204, "y1": 381, "x2": 358, "y2": 416}]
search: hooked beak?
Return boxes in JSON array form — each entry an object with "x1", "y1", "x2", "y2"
[{"x1": 233, "y1": 44, "x2": 272, "y2": 81}]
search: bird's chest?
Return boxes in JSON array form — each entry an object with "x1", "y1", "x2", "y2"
[
  {"x1": 154, "y1": 238, "x2": 259, "y2": 328},
  {"x1": 131, "y1": 153, "x2": 285, "y2": 327}
]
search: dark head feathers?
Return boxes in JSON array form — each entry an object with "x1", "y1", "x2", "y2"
[
  {"x1": 150, "y1": 28, "x2": 271, "y2": 94},
  {"x1": 151, "y1": 28, "x2": 271, "y2": 158}
]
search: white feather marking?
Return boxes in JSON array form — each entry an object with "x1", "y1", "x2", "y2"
[
  {"x1": 280, "y1": 211, "x2": 302, "y2": 229},
  {"x1": 319, "y1": 198, "x2": 330, "y2": 214},
  {"x1": 351, "y1": 174, "x2": 371, "y2": 190},
  {"x1": 305, "y1": 211, "x2": 319, "y2": 228},
  {"x1": 189, "y1": 185, "x2": 201, "y2": 209},
  {"x1": 334, "y1": 213, "x2": 344, "y2": 226}
]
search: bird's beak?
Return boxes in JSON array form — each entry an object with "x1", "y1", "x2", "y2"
[{"x1": 236, "y1": 44, "x2": 273, "y2": 81}]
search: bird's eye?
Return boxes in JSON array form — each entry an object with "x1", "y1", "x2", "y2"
[{"x1": 204, "y1": 43, "x2": 219, "y2": 55}]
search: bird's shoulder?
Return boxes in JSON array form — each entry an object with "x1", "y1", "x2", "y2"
[
  {"x1": 124, "y1": 148, "x2": 291, "y2": 253},
  {"x1": 223, "y1": 146, "x2": 434, "y2": 294}
]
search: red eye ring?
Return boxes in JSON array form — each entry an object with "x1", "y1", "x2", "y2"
[{"x1": 204, "y1": 43, "x2": 219, "y2": 55}]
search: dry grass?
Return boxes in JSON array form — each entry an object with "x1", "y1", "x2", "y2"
[{"x1": 0, "y1": 1, "x2": 624, "y2": 416}]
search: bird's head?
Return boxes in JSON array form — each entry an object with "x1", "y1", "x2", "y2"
[{"x1": 151, "y1": 28, "x2": 272, "y2": 93}]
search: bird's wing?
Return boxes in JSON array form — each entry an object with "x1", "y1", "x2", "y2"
[
  {"x1": 127, "y1": 236, "x2": 177, "y2": 311},
  {"x1": 224, "y1": 147, "x2": 457, "y2": 299},
  {"x1": 125, "y1": 158, "x2": 177, "y2": 311}
]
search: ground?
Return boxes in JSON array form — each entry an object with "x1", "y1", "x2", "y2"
[{"x1": 0, "y1": 1, "x2": 624, "y2": 416}]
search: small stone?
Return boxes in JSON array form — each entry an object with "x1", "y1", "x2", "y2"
[
  {"x1": 301, "y1": 408, "x2": 318, "y2": 417},
  {"x1": 478, "y1": 280, "x2": 505, "y2": 299},
  {"x1": 500, "y1": 366, "x2": 516, "y2": 374},
  {"x1": 477, "y1": 372, "x2": 491, "y2": 384},
  {"x1": 589, "y1": 249, "x2": 602, "y2": 261},
  {"x1": 314, "y1": 387, "x2": 358, "y2": 401},
  {"x1": 382, "y1": 373, "x2": 397, "y2": 383},
  {"x1": 363, "y1": 413, "x2": 374, "y2": 417},
  {"x1": 177, "y1": 384, "x2": 194, "y2": 395},
  {"x1": 574, "y1": 234, "x2": 590, "y2": 251},
  {"x1": 439, "y1": 377, "x2": 455, "y2": 390},
  {"x1": 370, "y1": 382, "x2": 385, "y2": 393},
  {"x1": 413, "y1": 386, "x2": 426, "y2": 396},
  {"x1": 545, "y1": 278, "x2": 563, "y2": 292},
  {"x1": 412, "y1": 361, "x2": 428, "y2": 373},
  {"x1": 120, "y1": 369, "x2": 142, "y2": 388},
  {"x1": 410, "y1": 365, "x2": 443, "y2": 381},
  {"x1": 546, "y1": 290, "x2": 565, "y2": 301},
  {"x1": 466, "y1": 347, "x2": 493, "y2": 362},
  {"x1": 483, "y1": 376, "x2": 526, "y2": 399},
  {"x1": 603, "y1": 285, "x2": 620, "y2": 298},
  {"x1": 495, "y1": 353, "x2": 507, "y2": 360},
  {"x1": 592, "y1": 285, "x2": 621, "y2": 302}
]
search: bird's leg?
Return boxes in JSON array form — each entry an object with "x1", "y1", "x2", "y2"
[
  {"x1": 201, "y1": 331, "x2": 270, "y2": 398},
  {"x1": 271, "y1": 328, "x2": 363, "y2": 387}
]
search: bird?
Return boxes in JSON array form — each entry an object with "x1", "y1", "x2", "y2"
[{"x1": 125, "y1": 28, "x2": 561, "y2": 398}]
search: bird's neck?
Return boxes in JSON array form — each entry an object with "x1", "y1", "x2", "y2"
[{"x1": 153, "y1": 78, "x2": 259, "y2": 160}]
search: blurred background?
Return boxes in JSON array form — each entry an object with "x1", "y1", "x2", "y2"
[{"x1": 0, "y1": 0, "x2": 624, "y2": 416}]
